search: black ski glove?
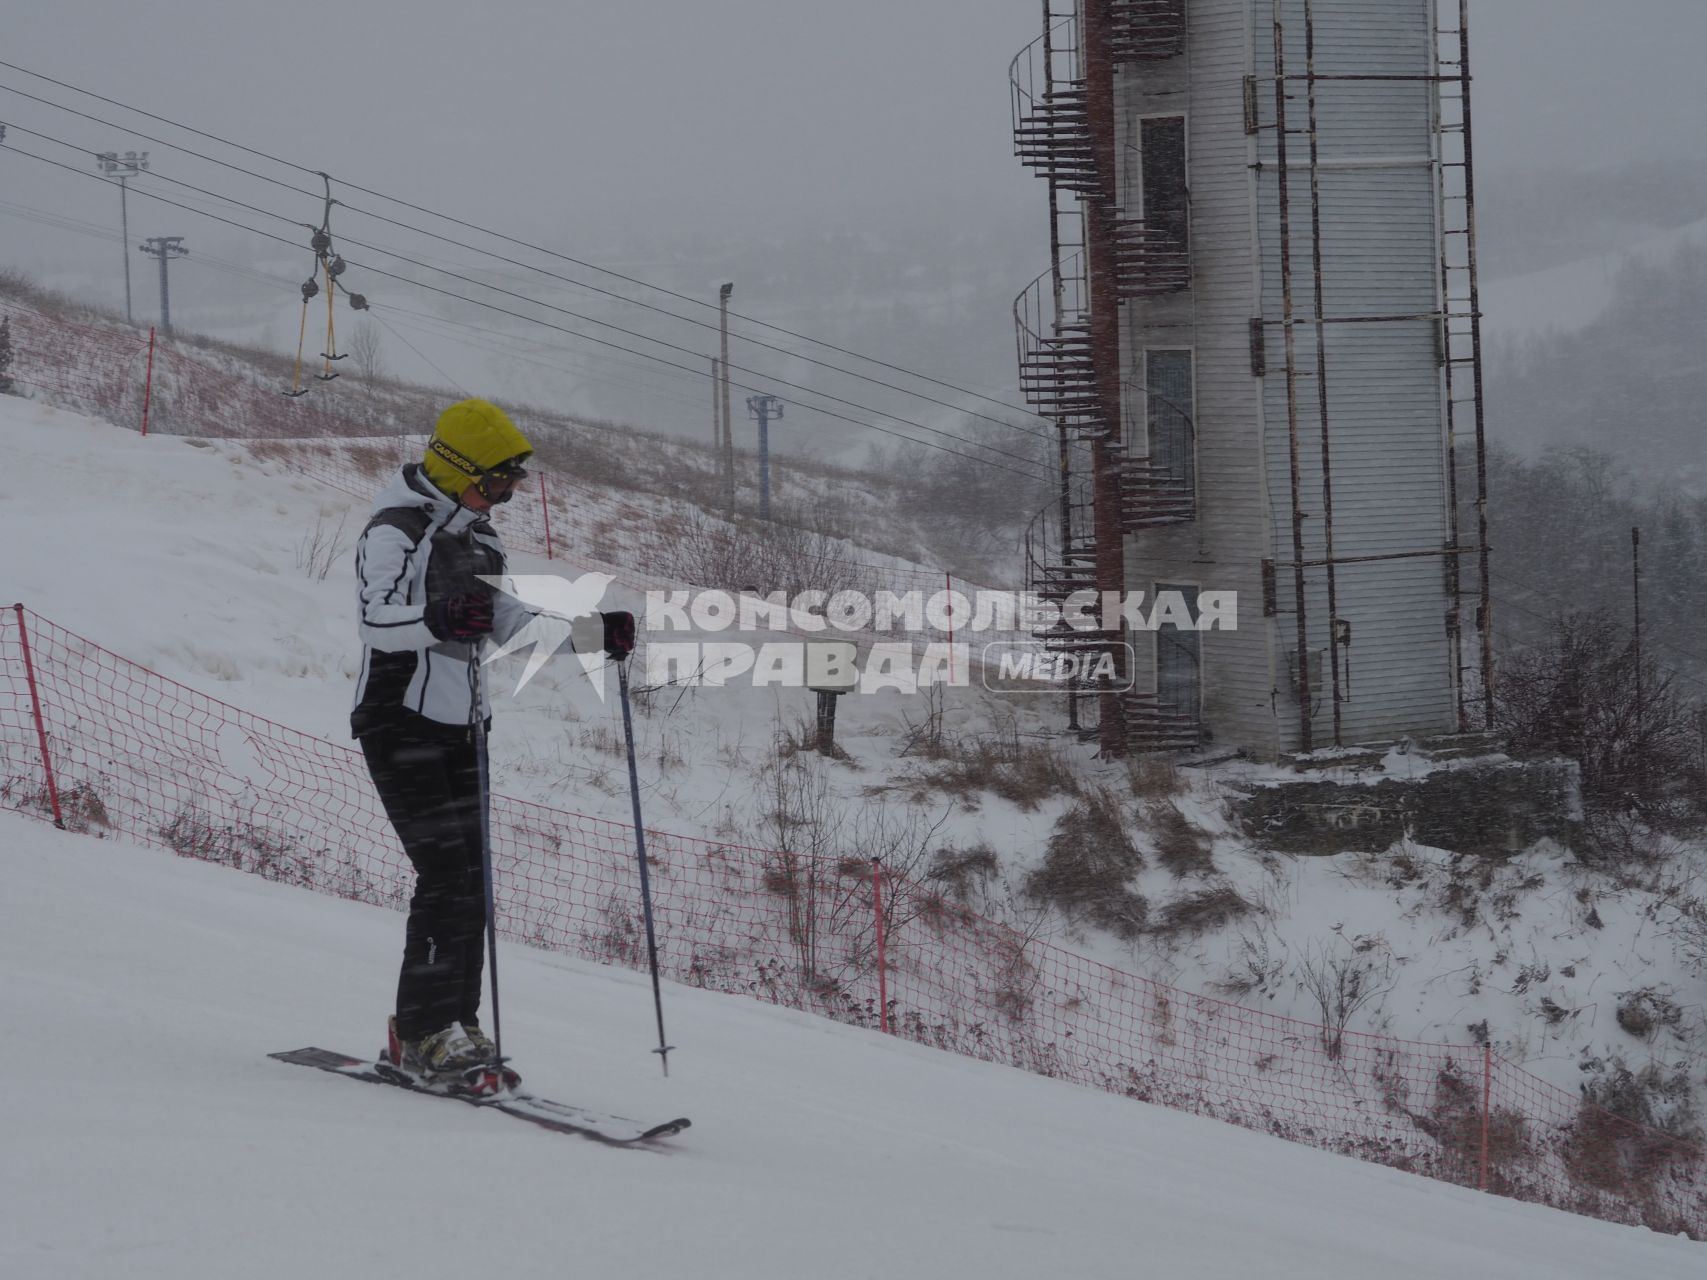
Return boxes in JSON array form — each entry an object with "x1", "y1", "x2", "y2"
[
  {"x1": 424, "y1": 592, "x2": 494, "y2": 641},
  {"x1": 600, "y1": 610, "x2": 636, "y2": 659}
]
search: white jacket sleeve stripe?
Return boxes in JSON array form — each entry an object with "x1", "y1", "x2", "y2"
[{"x1": 356, "y1": 524, "x2": 437, "y2": 653}]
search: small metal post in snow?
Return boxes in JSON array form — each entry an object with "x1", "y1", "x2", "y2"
[
  {"x1": 539, "y1": 474, "x2": 553, "y2": 560},
  {"x1": 871, "y1": 858, "x2": 889, "y2": 1034}
]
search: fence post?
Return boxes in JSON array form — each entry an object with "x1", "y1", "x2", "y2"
[
  {"x1": 13, "y1": 604, "x2": 64, "y2": 829},
  {"x1": 871, "y1": 857, "x2": 889, "y2": 1034},
  {"x1": 140, "y1": 327, "x2": 156, "y2": 438},
  {"x1": 1480, "y1": 1044, "x2": 1492, "y2": 1192},
  {"x1": 539, "y1": 474, "x2": 553, "y2": 560}
]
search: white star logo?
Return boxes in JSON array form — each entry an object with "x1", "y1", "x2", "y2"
[{"x1": 479, "y1": 571, "x2": 617, "y2": 700}]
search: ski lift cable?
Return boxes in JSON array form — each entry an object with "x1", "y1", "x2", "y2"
[
  {"x1": 2, "y1": 144, "x2": 1054, "y2": 483},
  {"x1": 0, "y1": 63, "x2": 1051, "y2": 438},
  {"x1": 4, "y1": 115, "x2": 1053, "y2": 473}
]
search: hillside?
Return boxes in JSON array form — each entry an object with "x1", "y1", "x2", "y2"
[
  {"x1": 1484, "y1": 238, "x2": 1707, "y2": 484},
  {"x1": 0, "y1": 270, "x2": 1047, "y2": 585},
  {"x1": 5, "y1": 810, "x2": 1704, "y2": 1279},
  {"x1": 3, "y1": 342, "x2": 1707, "y2": 1238}
]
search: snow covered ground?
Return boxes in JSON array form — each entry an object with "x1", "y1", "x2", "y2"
[
  {"x1": 7, "y1": 383, "x2": 1707, "y2": 1259},
  {"x1": 3, "y1": 808, "x2": 1703, "y2": 1280},
  {"x1": 5, "y1": 389, "x2": 1705, "y2": 1143}
]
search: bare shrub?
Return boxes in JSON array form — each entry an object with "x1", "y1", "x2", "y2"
[
  {"x1": 1615, "y1": 988, "x2": 1685, "y2": 1042},
  {"x1": 897, "y1": 683, "x2": 948, "y2": 759},
  {"x1": 754, "y1": 745, "x2": 952, "y2": 995},
  {"x1": 925, "y1": 842, "x2": 1000, "y2": 904},
  {"x1": 1496, "y1": 606, "x2": 1704, "y2": 823},
  {"x1": 1412, "y1": 1059, "x2": 1530, "y2": 1185},
  {"x1": 11, "y1": 778, "x2": 111, "y2": 833},
  {"x1": 1565, "y1": 1061, "x2": 1702, "y2": 1194},
  {"x1": 0, "y1": 314, "x2": 15, "y2": 395},
  {"x1": 56, "y1": 781, "x2": 111, "y2": 834},
  {"x1": 347, "y1": 322, "x2": 384, "y2": 383},
  {"x1": 1434, "y1": 853, "x2": 1498, "y2": 933},
  {"x1": 652, "y1": 505, "x2": 876, "y2": 602},
  {"x1": 1025, "y1": 788, "x2": 1147, "y2": 939},
  {"x1": 295, "y1": 511, "x2": 350, "y2": 581},
  {"x1": 1212, "y1": 929, "x2": 1287, "y2": 1001},
  {"x1": 1295, "y1": 937, "x2": 1395, "y2": 1060},
  {"x1": 771, "y1": 714, "x2": 821, "y2": 760},
  {"x1": 1666, "y1": 889, "x2": 1707, "y2": 977},
  {"x1": 577, "y1": 725, "x2": 626, "y2": 757}
]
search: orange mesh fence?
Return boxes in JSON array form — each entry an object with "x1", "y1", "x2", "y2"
[{"x1": 3, "y1": 601, "x2": 1704, "y2": 1236}]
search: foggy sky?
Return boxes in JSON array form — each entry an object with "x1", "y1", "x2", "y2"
[
  {"x1": 4, "y1": 0, "x2": 1707, "y2": 451},
  {"x1": 8, "y1": 0, "x2": 1705, "y2": 252}
]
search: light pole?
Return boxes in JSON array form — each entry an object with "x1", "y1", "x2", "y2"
[
  {"x1": 746, "y1": 394, "x2": 783, "y2": 521},
  {"x1": 718, "y1": 283, "x2": 734, "y2": 518},
  {"x1": 96, "y1": 150, "x2": 149, "y2": 324},
  {"x1": 139, "y1": 236, "x2": 188, "y2": 334}
]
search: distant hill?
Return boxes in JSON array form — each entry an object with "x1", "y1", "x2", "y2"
[{"x1": 1485, "y1": 241, "x2": 1707, "y2": 482}]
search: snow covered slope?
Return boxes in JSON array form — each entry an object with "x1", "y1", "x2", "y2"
[{"x1": 2, "y1": 809, "x2": 1701, "y2": 1280}]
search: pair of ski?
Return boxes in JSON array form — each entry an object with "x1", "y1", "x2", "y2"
[{"x1": 270, "y1": 1046, "x2": 690, "y2": 1147}]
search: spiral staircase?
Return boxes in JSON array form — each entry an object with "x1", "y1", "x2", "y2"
[{"x1": 1010, "y1": 0, "x2": 1196, "y2": 752}]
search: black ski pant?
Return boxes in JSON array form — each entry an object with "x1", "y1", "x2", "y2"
[{"x1": 360, "y1": 723, "x2": 487, "y2": 1043}]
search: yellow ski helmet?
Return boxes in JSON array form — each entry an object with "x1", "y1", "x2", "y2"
[{"x1": 422, "y1": 399, "x2": 533, "y2": 501}]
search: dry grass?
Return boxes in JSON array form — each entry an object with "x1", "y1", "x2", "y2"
[
  {"x1": 1127, "y1": 755, "x2": 1185, "y2": 799},
  {"x1": 1413, "y1": 1060, "x2": 1532, "y2": 1185},
  {"x1": 346, "y1": 442, "x2": 400, "y2": 481},
  {"x1": 925, "y1": 842, "x2": 1001, "y2": 904},
  {"x1": 1153, "y1": 885, "x2": 1252, "y2": 936},
  {"x1": 1147, "y1": 801, "x2": 1216, "y2": 876},
  {"x1": 907, "y1": 734, "x2": 1083, "y2": 813},
  {"x1": 1025, "y1": 789, "x2": 1148, "y2": 940},
  {"x1": 1565, "y1": 1062, "x2": 1701, "y2": 1194}
]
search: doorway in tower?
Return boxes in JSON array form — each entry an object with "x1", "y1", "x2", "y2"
[{"x1": 1154, "y1": 582, "x2": 1202, "y2": 731}]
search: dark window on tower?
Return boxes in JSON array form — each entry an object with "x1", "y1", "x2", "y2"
[
  {"x1": 1146, "y1": 349, "x2": 1196, "y2": 503},
  {"x1": 1140, "y1": 116, "x2": 1189, "y2": 248}
]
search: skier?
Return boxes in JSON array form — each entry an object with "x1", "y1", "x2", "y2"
[{"x1": 350, "y1": 398, "x2": 632, "y2": 1081}]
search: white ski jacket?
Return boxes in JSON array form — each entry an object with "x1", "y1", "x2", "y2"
[{"x1": 350, "y1": 464, "x2": 534, "y2": 737}]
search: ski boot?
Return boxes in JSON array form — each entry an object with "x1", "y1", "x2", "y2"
[{"x1": 381, "y1": 1017, "x2": 519, "y2": 1097}]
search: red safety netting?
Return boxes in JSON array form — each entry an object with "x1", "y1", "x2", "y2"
[{"x1": 3, "y1": 601, "x2": 1704, "y2": 1237}]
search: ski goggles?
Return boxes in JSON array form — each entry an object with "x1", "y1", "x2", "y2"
[{"x1": 476, "y1": 456, "x2": 530, "y2": 503}]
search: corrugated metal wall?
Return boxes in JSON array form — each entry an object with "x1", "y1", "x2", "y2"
[
  {"x1": 1252, "y1": 0, "x2": 1455, "y2": 749},
  {"x1": 1120, "y1": 0, "x2": 1457, "y2": 755}
]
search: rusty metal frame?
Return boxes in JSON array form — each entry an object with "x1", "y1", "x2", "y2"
[
  {"x1": 1270, "y1": 0, "x2": 1316, "y2": 754},
  {"x1": 1257, "y1": 0, "x2": 1494, "y2": 750},
  {"x1": 1302, "y1": 0, "x2": 1345, "y2": 746},
  {"x1": 1084, "y1": 0, "x2": 1131, "y2": 757},
  {"x1": 1010, "y1": 0, "x2": 1202, "y2": 756}
]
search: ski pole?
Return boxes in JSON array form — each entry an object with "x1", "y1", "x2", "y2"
[
  {"x1": 616, "y1": 659, "x2": 674, "y2": 1076},
  {"x1": 468, "y1": 655, "x2": 503, "y2": 1068}
]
